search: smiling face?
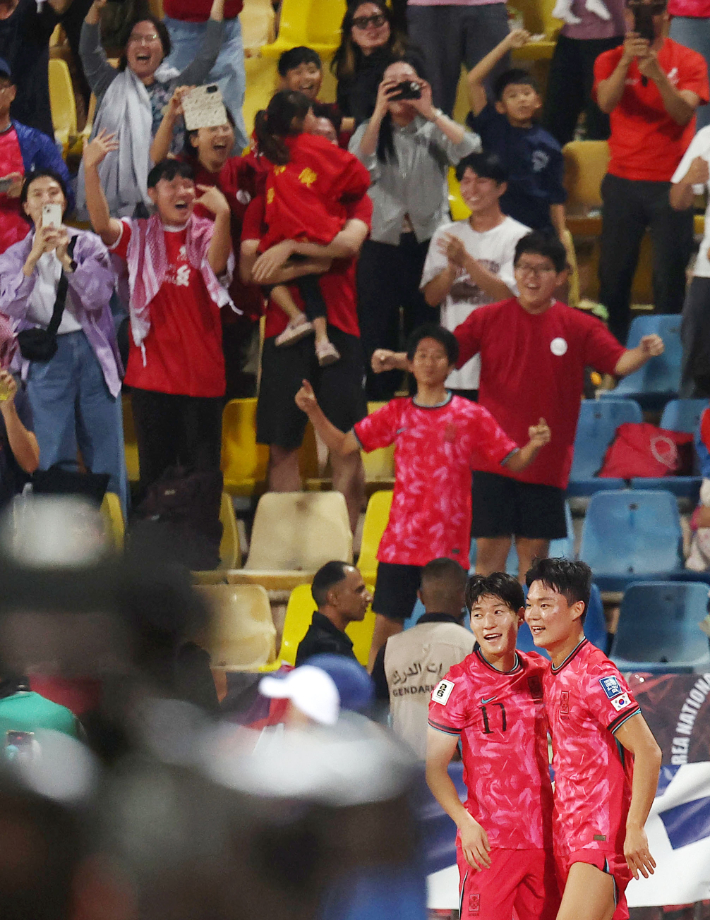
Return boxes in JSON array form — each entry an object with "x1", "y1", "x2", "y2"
[
  {"x1": 125, "y1": 21, "x2": 165, "y2": 81},
  {"x1": 469, "y1": 594, "x2": 522, "y2": 666},
  {"x1": 191, "y1": 121, "x2": 236, "y2": 170},
  {"x1": 459, "y1": 167, "x2": 505, "y2": 216},
  {"x1": 282, "y1": 61, "x2": 322, "y2": 101},
  {"x1": 525, "y1": 581, "x2": 585, "y2": 661},
  {"x1": 22, "y1": 175, "x2": 67, "y2": 228},
  {"x1": 495, "y1": 81, "x2": 541, "y2": 127},
  {"x1": 513, "y1": 253, "x2": 565, "y2": 313},
  {"x1": 147, "y1": 174, "x2": 195, "y2": 225},
  {"x1": 409, "y1": 337, "x2": 453, "y2": 389},
  {"x1": 350, "y1": 2, "x2": 391, "y2": 54}
]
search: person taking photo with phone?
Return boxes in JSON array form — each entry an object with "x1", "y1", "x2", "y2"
[
  {"x1": 349, "y1": 58, "x2": 480, "y2": 400},
  {"x1": 0, "y1": 169, "x2": 126, "y2": 512}
]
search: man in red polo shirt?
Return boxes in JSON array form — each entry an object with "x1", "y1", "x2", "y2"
[
  {"x1": 240, "y1": 192, "x2": 372, "y2": 533},
  {"x1": 594, "y1": 0, "x2": 709, "y2": 343},
  {"x1": 373, "y1": 231, "x2": 664, "y2": 580}
]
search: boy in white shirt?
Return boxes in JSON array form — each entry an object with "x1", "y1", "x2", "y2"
[{"x1": 420, "y1": 151, "x2": 530, "y2": 400}]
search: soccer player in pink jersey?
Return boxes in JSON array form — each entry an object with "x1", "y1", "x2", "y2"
[
  {"x1": 294, "y1": 324, "x2": 551, "y2": 668},
  {"x1": 426, "y1": 572, "x2": 559, "y2": 920},
  {"x1": 525, "y1": 558, "x2": 662, "y2": 920}
]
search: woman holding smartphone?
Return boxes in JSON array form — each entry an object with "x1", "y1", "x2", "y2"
[{"x1": 0, "y1": 170, "x2": 126, "y2": 512}]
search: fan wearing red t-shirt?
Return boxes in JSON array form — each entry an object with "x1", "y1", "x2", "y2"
[
  {"x1": 372, "y1": 232, "x2": 665, "y2": 585},
  {"x1": 525, "y1": 558, "x2": 662, "y2": 920},
  {"x1": 83, "y1": 134, "x2": 233, "y2": 493},
  {"x1": 427, "y1": 573, "x2": 559, "y2": 920},
  {"x1": 295, "y1": 323, "x2": 551, "y2": 668},
  {"x1": 593, "y1": 0, "x2": 709, "y2": 342}
]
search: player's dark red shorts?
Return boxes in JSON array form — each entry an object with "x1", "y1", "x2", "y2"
[
  {"x1": 457, "y1": 842, "x2": 560, "y2": 920},
  {"x1": 555, "y1": 848, "x2": 633, "y2": 920}
]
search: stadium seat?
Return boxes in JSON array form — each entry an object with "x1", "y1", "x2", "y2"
[
  {"x1": 358, "y1": 490, "x2": 393, "y2": 587},
  {"x1": 280, "y1": 583, "x2": 376, "y2": 667},
  {"x1": 507, "y1": 0, "x2": 561, "y2": 61},
  {"x1": 221, "y1": 398, "x2": 269, "y2": 497},
  {"x1": 578, "y1": 490, "x2": 684, "y2": 592},
  {"x1": 362, "y1": 403, "x2": 395, "y2": 489},
  {"x1": 241, "y1": 0, "x2": 276, "y2": 56},
  {"x1": 100, "y1": 492, "x2": 124, "y2": 552},
  {"x1": 562, "y1": 141, "x2": 609, "y2": 237},
  {"x1": 193, "y1": 493, "x2": 243, "y2": 584},
  {"x1": 196, "y1": 583, "x2": 277, "y2": 670},
  {"x1": 517, "y1": 583, "x2": 608, "y2": 654},
  {"x1": 601, "y1": 315, "x2": 682, "y2": 410},
  {"x1": 630, "y1": 398, "x2": 708, "y2": 499},
  {"x1": 567, "y1": 398, "x2": 643, "y2": 496},
  {"x1": 228, "y1": 491, "x2": 353, "y2": 590},
  {"x1": 261, "y1": 0, "x2": 346, "y2": 58},
  {"x1": 610, "y1": 580, "x2": 710, "y2": 673},
  {"x1": 48, "y1": 58, "x2": 77, "y2": 155},
  {"x1": 122, "y1": 395, "x2": 140, "y2": 483}
]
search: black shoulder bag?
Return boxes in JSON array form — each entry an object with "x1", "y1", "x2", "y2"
[{"x1": 17, "y1": 236, "x2": 78, "y2": 363}]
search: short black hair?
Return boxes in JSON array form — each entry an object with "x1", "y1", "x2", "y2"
[
  {"x1": 311, "y1": 561, "x2": 353, "y2": 607},
  {"x1": 406, "y1": 323, "x2": 459, "y2": 365},
  {"x1": 20, "y1": 169, "x2": 70, "y2": 223},
  {"x1": 514, "y1": 231, "x2": 568, "y2": 273},
  {"x1": 421, "y1": 558, "x2": 468, "y2": 591},
  {"x1": 118, "y1": 15, "x2": 171, "y2": 70},
  {"x1": 278, "y1": 45, "x2": 322, "y2": 76},
  {"x1": 525, "y1": 557, "x2": 592, "y2": 623},
  {"x1": 147, "y1": 158, "x2": 194, "y2": 188},
  {"x1": 493, "y1": 67, "x2": 538, "y2": 102},
  {"x1": 455, "y1": 150, "x2": 508, "y2": 185},
  {"x1": 465, "y1": 573, "x2": 525, "y2": 614}
]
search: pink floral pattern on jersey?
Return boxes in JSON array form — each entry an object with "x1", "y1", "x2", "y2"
[
  {"x1": 544, "y1": 640, "x2": 640, "y2": 857},
  {"x1": 428, "y1": 650, "x2": 554, "y2": 850},
  {"x1": 354, "y1": 395, "x2": 517, "y2": 567}
]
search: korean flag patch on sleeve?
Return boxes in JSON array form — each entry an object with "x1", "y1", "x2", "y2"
[
  {"x1": 432, "y1": 679, "x2": 455, "y2": 706},
  {"x1": 599, "y1": 676, "x2": 624, "y2": 700}
]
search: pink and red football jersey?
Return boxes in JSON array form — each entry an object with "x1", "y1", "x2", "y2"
[
  {"x1": 544, "y1": 639, "x2": 640, "y2": 858},
  {"x1": 428, "y1": 649, "x2": 554, "y2": 850}
]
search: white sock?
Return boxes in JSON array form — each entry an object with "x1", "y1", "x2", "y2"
[{"x1": 585, "y1": 0, "x2": 611, "y2": 19}]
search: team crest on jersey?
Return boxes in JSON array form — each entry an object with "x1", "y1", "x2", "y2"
[
  {"x1": 610, "y1": 692, "x2": 632, "y2": 712},
  {"x1": 432, "y1": 679, "x2": 454, "y2": 705},
  {"x1": 469, "y1": 893, "x2": 480, "y2": 915},
  {"x1": 599, "y1": 676, "x2": 624, "y2": 700},
  {"x1": 527, "y1": 675, "x2": 543, "y2": 699}
]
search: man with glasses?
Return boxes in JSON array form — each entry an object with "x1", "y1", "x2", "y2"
[
  {"x1": 594, "y1": 0, "x2": 709, "y2": 343},
  {"x1": 373, "y1": 232, "x2": 664, "y2": 581}
]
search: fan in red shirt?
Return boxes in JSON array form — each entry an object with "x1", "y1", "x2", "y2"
[
  {"x1": 427, "y1": 572, "x2": 559, "y2": 920},
  {"x1": 83, "y1": 132, "x2": 233, "y2": 494},
  {"x1": 152, "y1": 88, "x2": 264, "y2": 399},
  {"x1": 593, "y1": 0, "x2": 709, "y2": 342},
  {"x1": 372, "y1": 231, "x2": 665, "y2": 584},
  {"x1": 251, "y1": 90, "x2": 370, "y2": 367},
  {"x1": 525, "y1": 558, "x2": 662, "y2": 920}
]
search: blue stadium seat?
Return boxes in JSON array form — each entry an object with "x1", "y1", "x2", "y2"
[
  {"x1": 601, "y1": 315, "x2": 681, "y2": 409},
  {"x1": 568, "y1": 399, "x2": 643, "y2": 496},
  {"x1": 579, "y1": 490, "x2": 683, "y2": 592},
  {"x1": 516, "y1": 583, "x2": 608, "y2": 655},
  {"x1": 610, "y1": 581, "x2": 710, "y2": 673},
  {"x1": 630, "y1": 399, "x2": 708, "y2": 500}
]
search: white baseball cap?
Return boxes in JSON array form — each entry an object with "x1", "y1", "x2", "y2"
[{"x1": 259, "y1": 666, "x2": 340, "y2": 726}]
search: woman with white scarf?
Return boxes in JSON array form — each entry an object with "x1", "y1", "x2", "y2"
[{"x1": 76, "y1": 0, "x2": 225, "y2": 220}]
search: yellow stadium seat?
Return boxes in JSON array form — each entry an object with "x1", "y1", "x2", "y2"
[
  {"x1": 562, "y1": 140, "x2": 609, "y2": 237},
  {"x1": 362, "y1": 402, "x2": 395, "y2": 488},
  {"x1": 279, "y1": 582, "x2": 376, "y2": 667},
  {"x1": 196, "y1": 583, "x2": 276, "y2": 670},
  {"x1": 122, "y1": 395, "x2": 140, "y2": 484},
  {"x1": 358, "y1": 490, "x2": 392, "y2": 587},
  {"x1": 507, "y1": 0, "x2": 562, "y2": 61},
  {"x1": 448, "y1": 167, "x2": 470, "y2": 222},
  {"x1": 48, "y1": 58, "x2": 77, "y2": 156},
  {"x1": 100, "y1": 492, "x2": 124, "y2": 552},
  {"x1": 221, "y1": 398, "x2": 269, "y2": 497},
  {"x1": 242, "y1": 0, "x2": 276, "y2": 57},
  {"x1": 193, "y1": 493, "x2": 243, "y2": 584},
  {"x1": 228, "y1": 491, "x2": 353, "y2": 590},
  {"x1": 261, "y1": 0, "x2": 346, "y2": 58}
]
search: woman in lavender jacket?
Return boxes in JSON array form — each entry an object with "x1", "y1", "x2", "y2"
[{"x1": 0, "y1": 169, "x2": 127, "y2": 512}]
